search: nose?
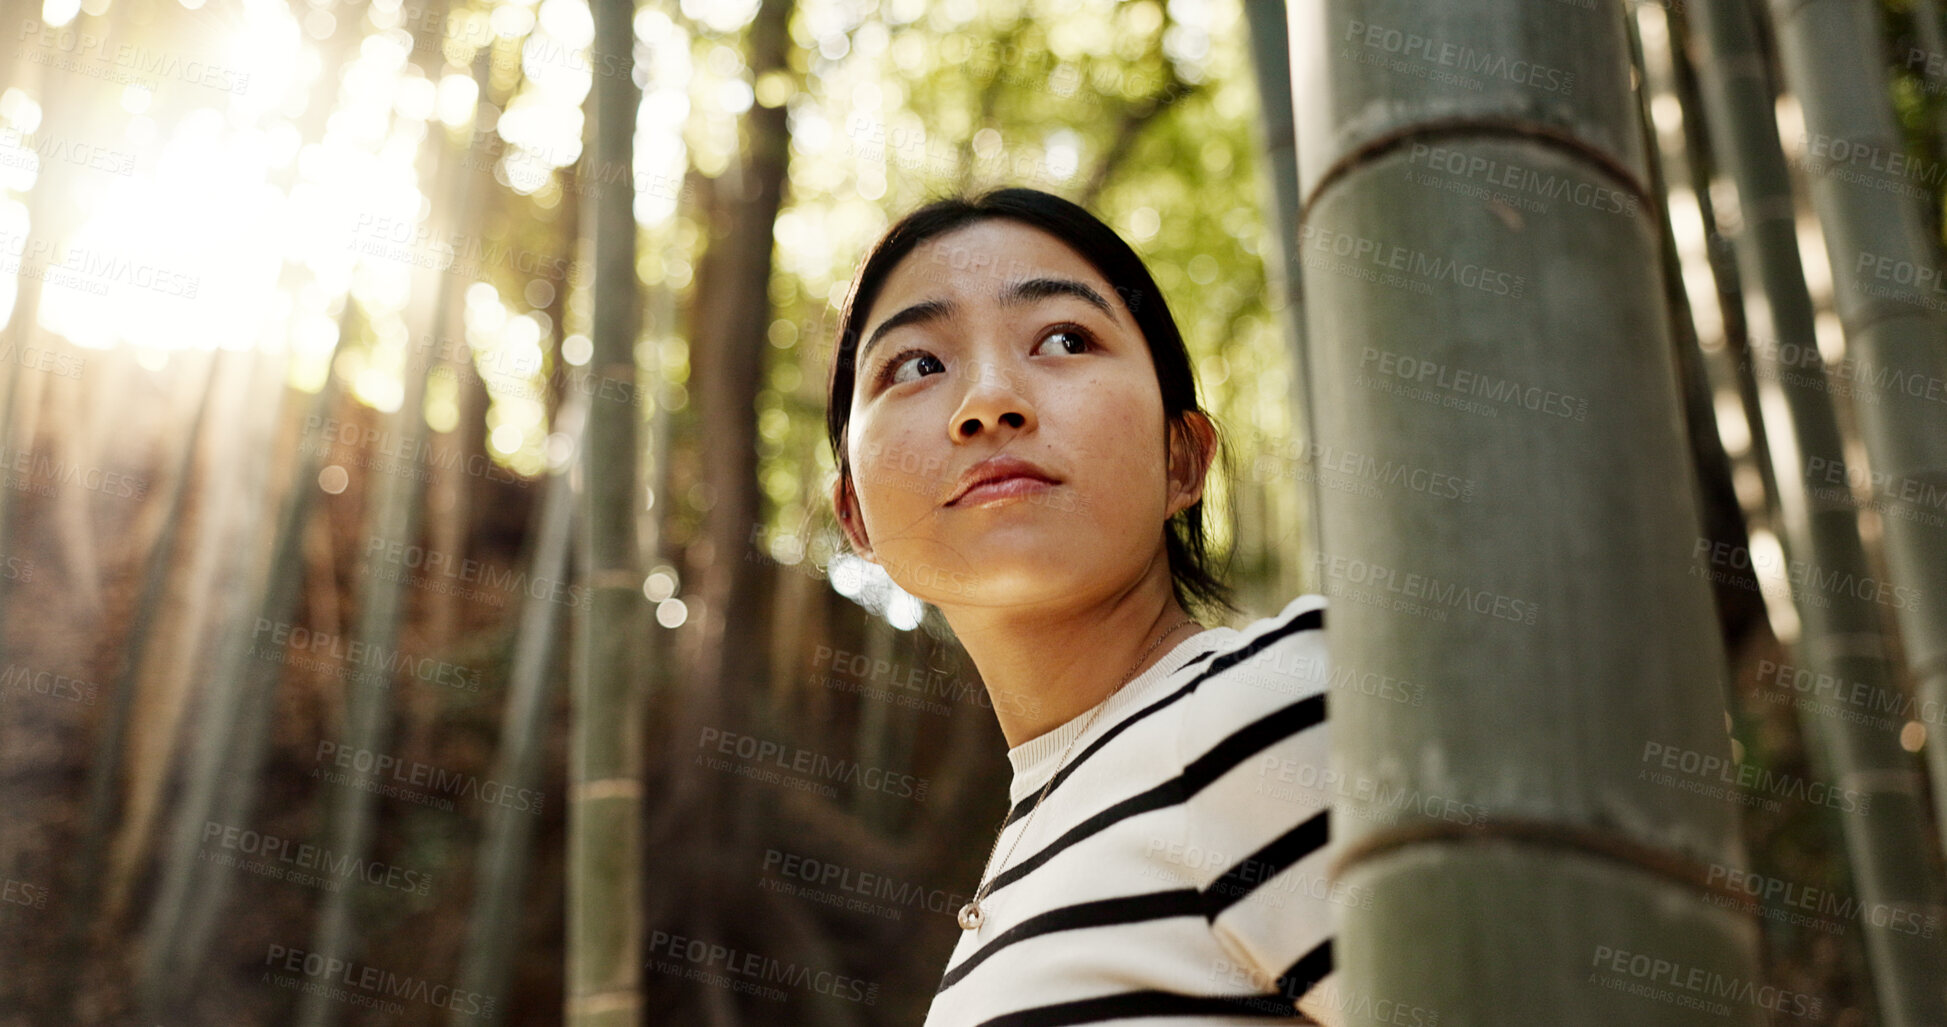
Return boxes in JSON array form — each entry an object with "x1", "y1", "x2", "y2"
[{"x1": 949, "y1": 360, "x2": 1035, "y2": 441}]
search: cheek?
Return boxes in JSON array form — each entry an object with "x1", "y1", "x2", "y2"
[
  {"x1": 1052, "y1": 378, "x2": 1170, "y2": 517},
  {"x1": 850, "y1": 422, "x2": 948, "y2": 515}
]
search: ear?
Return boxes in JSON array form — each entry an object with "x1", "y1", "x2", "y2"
[
  {"x1": 1165, "y1": 412, "x2": 1217, "y2": 518},
  {"x1": 831, "y1": 471, "x2": 874, "y2": 560}
]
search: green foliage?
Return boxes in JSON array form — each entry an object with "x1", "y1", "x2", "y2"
[{"x1": 728, "y1": 0, "x2": 1300, "y2": 608}]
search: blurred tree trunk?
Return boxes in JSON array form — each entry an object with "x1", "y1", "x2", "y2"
[
  {"x1": 136, "y1": 337, "x2": 341, "y2": 1015},
  {"x1": 1289, "y1": 0, "x2": 1765, "y2": 1020},
  {"x1": 686, "y1": 0, "x2": 793, "y2": 733},
  {"x1": 107, "y1": 354, "x2": 254, "y2": 945},
  {"x1": 65, "y1": 349, "x2": 218, "y2": 1012},
  {"x1": 1765, "y1": 0, "x2": 1947, "y2": 867},
  {"x1": 565, "y1": 0, "x2": 647, "y2": 1022},
  {"x1": 456, "y1": 389, "x2": 583, "y2": 1025},
  {"x1": 1910, "y1": 0, "x2": 1947, "y2": 176},
  {"x1": 1625, "y1": 9, "x2": 1771, "y2": 657},
  {"x1": 1241, "y1": 0, "x2": 1319, "y2": 592},
  {"x1": 296, "y1": 5, "x2": 467, "y2": 1023},
  {"x1": 1697, "y1": 2, "x2": 1947, "y2": 1022},
  {"x1": 425, "y1": 296, "x2": 479, "y2": 650},
  {"x1": 146, "y1": 14, "x2": 390, "y2": 1006}
]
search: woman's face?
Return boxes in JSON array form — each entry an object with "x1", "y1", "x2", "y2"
[{"x1": 836, "y1": 219, "x2": 1208, "y2": 611}]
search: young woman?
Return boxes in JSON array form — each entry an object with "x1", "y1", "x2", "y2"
[{"x1": 826, "y1": 188, "x2": 1339, "y2": 1026}]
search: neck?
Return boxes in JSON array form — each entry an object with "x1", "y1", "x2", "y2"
[{"x1": 937, "y1": 556, "x2": 1202, "y2": 749}]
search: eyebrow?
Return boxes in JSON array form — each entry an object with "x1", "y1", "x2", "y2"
[
  {"x1": 999, "y1": 277, "x2": 1114, "y2": 317},
  {"x1": 857, "y1": 277, "x2": 1115, "y2": 370}
]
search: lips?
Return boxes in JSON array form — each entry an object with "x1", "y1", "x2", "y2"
[{"x1": 945, "y1": 454, "x2": 1062, "y2": 507}]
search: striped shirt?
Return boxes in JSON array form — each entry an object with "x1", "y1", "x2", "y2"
[{"x1": 923, "y1": 594, "x2": 1338, "y2": 1027}]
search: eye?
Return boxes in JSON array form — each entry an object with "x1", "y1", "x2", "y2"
[
  {"x1": 880, "y1": 348, "x2": 945, "y2": 387},
  {"x1": 1035, "y1": 326, "x2": 1093, "y2": 356}
]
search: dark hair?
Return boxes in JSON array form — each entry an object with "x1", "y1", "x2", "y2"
[{"x1": 825, "y1": 187, "x2": 1237, "y2": 621}]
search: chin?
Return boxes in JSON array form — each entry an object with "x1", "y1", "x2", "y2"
[{"x1": 918, "y1": 556, "x2": 1106, "y2": 611}]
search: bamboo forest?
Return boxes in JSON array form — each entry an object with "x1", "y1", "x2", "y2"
[{"x1": 4, "y1": 0, "x2": 1947, "y2": 1022}]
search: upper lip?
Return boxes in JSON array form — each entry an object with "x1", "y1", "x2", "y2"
[{"x1": 945, "y1": 454, "x2": 1062, "y2": 506}]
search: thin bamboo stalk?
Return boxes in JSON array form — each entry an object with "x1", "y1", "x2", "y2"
[
  {"x1": 1241, "y1": 0, "x2": 1319, "y2": 590},
  {"x1": 564, "y1": 0, "x2": 646, "y2": 1021},
  {"x1": 1690, "y1": 3, "x2": 1947, "y2": 1022},
  {"x1": 1763, "y1": 0, "x2": 1947, "y2": 872},
  {"x1": 452, "y1": 390, "x2": 585, "y2": 1025}
]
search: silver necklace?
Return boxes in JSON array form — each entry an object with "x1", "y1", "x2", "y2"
[{"x1": 956, "y1": 615, "x2": 1202, "y2": 931}]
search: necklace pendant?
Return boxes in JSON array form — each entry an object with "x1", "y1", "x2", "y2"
[{"x1": 957, "y1": 901, "x2": 983, "y2": 930}]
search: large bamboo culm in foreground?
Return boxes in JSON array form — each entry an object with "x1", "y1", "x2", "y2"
[
  {"x1": 1289, "y1": 1, "x2": 1765, "y2": 1021},
  {"x1": 1688, "y1": 1, "x2": 1947, "y2": 1023}
]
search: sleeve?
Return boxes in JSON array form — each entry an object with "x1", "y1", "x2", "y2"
[{"x1": 1174, "y1": 594, "x2": 1344, "y2": 1025}]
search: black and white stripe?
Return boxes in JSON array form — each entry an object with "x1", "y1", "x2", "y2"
[{"x1": 922, "y1": 595, "x2": 1336, "y2": 1027}]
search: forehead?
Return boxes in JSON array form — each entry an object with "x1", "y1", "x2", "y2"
[{"x1": 863, "y1": 219, "x2": 1117, "y2": 326}]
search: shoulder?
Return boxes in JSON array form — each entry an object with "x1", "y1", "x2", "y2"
[
  {"x1": 1188, "y1": 594, "x2": 1327, "y2": 704},
  {"x1": 1174, "y1": 594, "x2": 1328, "y2": 758}
]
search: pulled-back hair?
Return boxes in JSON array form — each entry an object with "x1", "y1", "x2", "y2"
[{"x1": 826, "y1": 187, "x2": 1237, "y2": 620}]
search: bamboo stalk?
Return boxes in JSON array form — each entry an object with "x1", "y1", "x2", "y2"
[
  {"x1": 1690, "y1": 2, "x2": 1947, "y2": 1022},
  {"x1": 1289, "y1": 0, "x2": 1766, "y2": 1019},
  {"x1": 295, "y1": 8, "x2": 468, "y2": 1022},
  {"x1": 1763, "y1": 0, "x2": 1947, "y2": 872},
  {"x1": 452, "y1": 390, "x2": 585, "y2": 1025},
  {"x1": 1241, "y1": 0, "x2": 1320, "y2": 591},
  {"x1": 565, "y1": 0, "x2": 646, "y2": 1021},
  {"x1": 70, "y1": 349, "x2": 219, "y2": 1011}
]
